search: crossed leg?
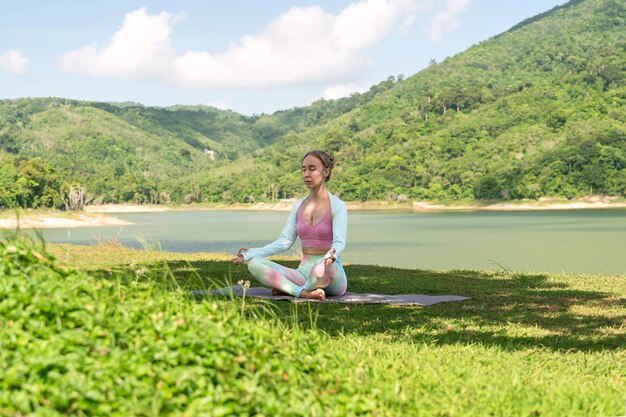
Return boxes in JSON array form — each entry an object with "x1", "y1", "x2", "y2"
[
  {"x1": 247, "y1": 255, "x2": 347, "y2": 300},
  {"x1": 247, "y1": 257, "x2": 305, "y2": 296},
  {"x1": 301, "y1": 258, "x2": 347, "y2": 296}
]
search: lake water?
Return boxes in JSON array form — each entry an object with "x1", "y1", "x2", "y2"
[{"x1": 37, "y1": 209, "x2": 626, "y2": 275}]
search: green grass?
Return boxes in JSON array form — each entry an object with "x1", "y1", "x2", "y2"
[{"x1": 2, "y1": 239, "x2": 625, "y2": 416}]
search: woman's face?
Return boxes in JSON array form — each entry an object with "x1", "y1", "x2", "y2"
[{"x1": 301, "y1": 155, "x2": 328, "y2": 189}]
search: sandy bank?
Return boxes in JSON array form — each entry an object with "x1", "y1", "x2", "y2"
[
  {"x1": 0, "y1": 213, "x2": 131, "y2": 229},
  {"x1": 204, "y1": 197, "x2": 626, "y2": 212},
  {"x1": 84, "y1": 197, "x2": 626, "y2": 213},
  {"x1": 84, "y1": 204, "x2": 169, "y2": 213},
  {"x1": 412, "y1": 200, "x2": 626, "y2": 211},
  {"x1": 4, "y1": 197, "x2": 625, "y2": 229}
]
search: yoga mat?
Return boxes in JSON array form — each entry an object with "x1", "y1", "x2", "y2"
[{"x1": 191, "y1": 285, "x2": 470, "y2": 306}]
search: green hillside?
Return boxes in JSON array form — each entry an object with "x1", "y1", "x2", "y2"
[
  {"x1": 0, "y1": 81, "x2": 391, "y2": 206},
  {"x1": 1, "y1": 99, "x2": 219, "y2": 204},
  {"x1": 215, "y1": 0, "x2": 625, "y2": 202},
  {"x1": 1, "y1": 0, "x2": 624, "y2": 208}
]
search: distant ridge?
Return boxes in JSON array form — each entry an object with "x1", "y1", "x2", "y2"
[
  {"x1": 1, "y1": 0, "x2": 624, "y2": 207},
  {"x1": 503, "y1": 0, "x2": 584, "y2": 34}
]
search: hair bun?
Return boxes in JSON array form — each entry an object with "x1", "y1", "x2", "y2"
[{"x1": 324, "y1": 151, "x2": 335, "y2": 168}]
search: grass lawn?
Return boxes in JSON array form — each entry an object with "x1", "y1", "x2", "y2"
[{"x1": 2, "y1": 239, "x2": 624, "y2": 416}]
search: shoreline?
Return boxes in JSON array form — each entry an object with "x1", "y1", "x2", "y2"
[
  {"x1": 410, "y1": 200, "x2": 626, "y2": 211},
  {"x1": 85, "y1": 198, "x2": 626, "y2": 213},
  {"x1": 0, "y1": 213, "x2": 131, "y2": 229},
  {"x1": 2, "y1": 197, "x2": 626, "y2": 229}
]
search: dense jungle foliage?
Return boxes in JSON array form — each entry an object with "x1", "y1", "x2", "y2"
[{"x1": 0, "y1": 0, "x2": 624, "y2": 208}]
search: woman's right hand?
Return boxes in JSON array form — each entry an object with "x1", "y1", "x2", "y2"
[{"x1": 231, "y1": 247, "x2": 248, "y2": 264}]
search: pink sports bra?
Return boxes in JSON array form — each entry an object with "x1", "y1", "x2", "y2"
[{"x1": 297, "y1": 206, "x2": 333, "y2": 248}]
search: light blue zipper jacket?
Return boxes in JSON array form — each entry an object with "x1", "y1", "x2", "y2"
[{"x1": 242, "y1": 191, "x2": 347, "y2": 265}]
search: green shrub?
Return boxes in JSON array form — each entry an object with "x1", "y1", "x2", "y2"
[{"x1": 0, "y1": 238, "x2": 374, "y2": 416}]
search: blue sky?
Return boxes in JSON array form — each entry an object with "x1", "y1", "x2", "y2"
[{"x1": 0, "y1": 0, "x2": 566, "y2": 115}]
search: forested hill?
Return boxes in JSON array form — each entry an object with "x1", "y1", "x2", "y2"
[
  {"x1": 1, "y1": 0, "x2": 625, "y2": 208},
  {"x1": 208, "y1": 0, "x2": 625, "y2": 203},
  {"x1": 0, "y1": 90, "x2": 382, "y2": 206}
]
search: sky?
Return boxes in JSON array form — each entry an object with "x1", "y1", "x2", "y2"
[{"x1": 0, "y1": 0, "x2": 567, "y2": 116}]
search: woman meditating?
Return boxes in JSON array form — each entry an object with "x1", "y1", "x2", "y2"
[{"x1": 231, "y1": 150, "x2": 347, "y2": 301}]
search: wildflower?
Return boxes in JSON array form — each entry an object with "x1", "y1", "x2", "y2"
[{"x1": 237, "y1": 280, "x2": 251, "y2": 289}]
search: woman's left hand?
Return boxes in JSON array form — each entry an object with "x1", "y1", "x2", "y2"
[
  {"x1": 231, "y1": 247, "x2": 248, "y2": 264},
  {"x1": 324, "y1": 248, "x2": 336, "y2": 266}
]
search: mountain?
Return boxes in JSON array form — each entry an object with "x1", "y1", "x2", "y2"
[
  {"x1": 212, "y1": 0, "x2": 625, "y2": 203},
  {"x1": 0, "y1": 0, "x2": 624, "y2": 208},
  {"x1": 0, "y1": 81, "x2": 392, "y2": 205}
]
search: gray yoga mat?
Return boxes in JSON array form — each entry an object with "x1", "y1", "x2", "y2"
[{"x1": 191, "y1": 285, "x2": 470, "y2": 306}]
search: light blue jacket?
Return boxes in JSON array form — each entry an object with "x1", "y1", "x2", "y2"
[{"x1": 242, "y1": 191, "x2": 347, "y2": 265}]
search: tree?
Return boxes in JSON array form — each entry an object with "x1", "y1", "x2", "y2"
[
  {"x1": 473, "y1": 175, "x2": 502, "y2": 200},
  {"x1": 0, "y1": 163, "x2": 21, "y2": 208},
  {"x1": 62, "y1": 184, "x2": 94, "y2": 211},
  {"x1": 16, "y1": 158, "x2": 64, "y2": 208}
]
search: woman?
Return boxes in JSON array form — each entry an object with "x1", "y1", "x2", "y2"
[{"x1": 231, "y1": 150, "x2": 347, "y2": 301}]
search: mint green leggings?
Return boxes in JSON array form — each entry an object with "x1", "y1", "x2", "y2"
[{"x1": 247, "y1": 254, "x2": 347, "y2": 297}]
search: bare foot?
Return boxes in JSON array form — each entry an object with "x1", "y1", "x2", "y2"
[
  {"x1": 300, "y1": 288, "x2": 326, "y2": 301},
  {"x1": 271, "y1": 288, "x2": 291, "y2": 296}
]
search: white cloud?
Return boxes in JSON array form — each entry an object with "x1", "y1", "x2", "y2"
[
  {"x1": 58, "y1": 1, "x2": 419, "y2": 88},
  {"x1": 0, "y1": 50, "x2": 28, "y2": 75},
  {"x1": 423, "y1": 0, "x2": 469, "y2": 42},
  {"x1": 58, "y1": 7, "x2": 178, "y2": 77},
  {"x1": 206, "y1": 100, "x2": 231, "y2": 111},
  {"x1": 322, "y1": 82, "x2": 371, "y2": 100},
  {"x1": 332, "y1": 0, "x2": 417, "y2": 50}
]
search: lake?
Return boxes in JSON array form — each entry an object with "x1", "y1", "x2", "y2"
[{"x1": 38, "y1": 209, "x2": 626, "y2": 275}]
